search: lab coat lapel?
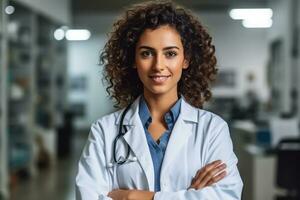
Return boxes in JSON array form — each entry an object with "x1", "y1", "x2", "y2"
[
  {"x1": 121, "y1": 97, "x2": 155, "y2": 191},
  {"x1": 161, "y1": 99, "x2": 198, "y2": 176}
]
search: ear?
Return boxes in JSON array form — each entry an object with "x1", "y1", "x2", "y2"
[{"x1": 182, "y1": 59, "x2": 189, "y2": 69}]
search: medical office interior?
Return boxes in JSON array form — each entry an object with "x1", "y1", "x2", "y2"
[{"x1": 0, "y1": 0, "x2": 300, "y2": 199}]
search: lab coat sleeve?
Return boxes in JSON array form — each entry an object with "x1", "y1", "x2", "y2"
[
  {"x1": 154, "y1": 121, "x2": 243, "y2": 200},
  {"x1": 75, "y1": 121, "x2": 113, "y2": 200}
]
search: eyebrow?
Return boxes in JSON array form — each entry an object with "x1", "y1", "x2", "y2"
[{"x1": 138, "y1": 46, "x2": 180, "y2": 50}]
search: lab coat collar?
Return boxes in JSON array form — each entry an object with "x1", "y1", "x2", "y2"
[
  {"x1": 115, "y1": 95, "x2": 199, "y2": 126},
  {"x1": 115, "y1": 96, "x2": 140, "y2": 126},
  {"x1": 114, "y1": 95, "x2": 199, "y2": 191},
  {"x1": 117, "y1": 96, "x2": 155, "y2": 191},
  {"x1": 122, "y1": 118, "x2": 155, "y2": 191},
  {"x1": 180, "y1": 96, "x2": 198, "y2": 123},
  {"x1": 160, "y1": 101, "x2": 198, "y2": 177}
]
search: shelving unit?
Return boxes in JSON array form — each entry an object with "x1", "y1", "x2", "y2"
[
  {"x1": 52, "y1": 32, "x2": 68, "y2": 128},
  {"x1": 34, "y1": 16, "x2": 67, "y2": 129},
  {"x1": 0, "y1": 1, "x2": 68, "y2": 199},
  {"x1": 35, "y1": 16, "x2": 55, "y2": 130},
  {"x1": 7, "y1": 2, "x2": 35, "y2": 175},
  {"x1": 34, "y1": 16, "x2": 68, "y2": 162}
]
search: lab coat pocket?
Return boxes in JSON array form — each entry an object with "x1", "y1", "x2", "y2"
[{"x1": 115, "y1": 160, "x2": 148, "y2": 190}]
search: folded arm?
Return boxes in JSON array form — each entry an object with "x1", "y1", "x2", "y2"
[
  {"x1": 108, "y1": 122, "x2": 243, "y2": 200},
  {"x1": 108, "y1": 160, "x2": 227, "y2": 200},
  {"x1": 153, "y1": 122, "x2": 243, "y2": 200}
]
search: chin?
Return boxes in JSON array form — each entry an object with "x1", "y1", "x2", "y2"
[{"x1": 145, "y1": 86, "x2": 176, "y2": 96}]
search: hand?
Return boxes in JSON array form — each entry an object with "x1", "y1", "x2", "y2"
[
  {"x1": 108, "y1": 189, "x2": 130, "y2": 200},
  {"x1": 189, "y1": 160, "x2": 227, "y2": 190},
  {"x1": 108, "y1": 189, "x2": 154, "y2": 200}
]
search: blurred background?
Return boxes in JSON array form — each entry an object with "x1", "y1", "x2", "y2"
[{"x1": 0, "y1": 0, "x2": 300, "y2": 199}]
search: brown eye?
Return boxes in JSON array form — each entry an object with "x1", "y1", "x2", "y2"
[
  {"x1": 140, "y1": 50, "x2": 153, "y2": 58},
  {"x1": 165, "y1": 51, "x2": 177, "y2": 58}
]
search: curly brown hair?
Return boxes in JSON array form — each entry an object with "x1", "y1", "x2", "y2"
[{"x1": 100, "y1": 0, "x2": 217, "y2": 108}]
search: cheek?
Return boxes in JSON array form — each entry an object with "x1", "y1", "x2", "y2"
[
  {"x1": 136, "y1": 69, "x2": 143, "y2": 80},
  {"x1": 136, "y1": 68, "x2": 148, "y2": 84},
  {"x1": 136, "y1": 61, "x2": 151, "y2": 75},
  {"x1": 136, "y1": 65, "x2": 146, "y2": 74},
  {"x1": 167, "y1": 58, "x2": 185, "y2": 70},
  {"x1": 168, "y1": 64, "x2": 184, "y2": 76}
]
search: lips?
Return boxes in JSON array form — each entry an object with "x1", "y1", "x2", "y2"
[{"x1": 149, "y1": 75, "x2": 171, "y2": 84}]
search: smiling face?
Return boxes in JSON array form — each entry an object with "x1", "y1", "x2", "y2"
[{"x1": 135, "y1": 25, "x2": 189, "y2": 99}]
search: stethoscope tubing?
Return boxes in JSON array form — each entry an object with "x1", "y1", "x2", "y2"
[{"x1": 112, "y1": 103, "x2": 133, "y2": 165}]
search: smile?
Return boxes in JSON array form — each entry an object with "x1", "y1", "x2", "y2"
[{"x1": 149, "y1": 75, "x2": 171, "y2": 83}]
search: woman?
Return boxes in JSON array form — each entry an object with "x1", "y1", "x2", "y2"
[{"x1": 76, "y1": 1, "x2": 243, "y2": 199}]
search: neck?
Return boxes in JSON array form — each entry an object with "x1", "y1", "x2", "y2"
[{"x1": 143, "y1": 91, "x2": 179, "y2": 121}]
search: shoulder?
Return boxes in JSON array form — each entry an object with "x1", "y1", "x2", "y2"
[
  {"x1": 198, "y1": 108, "x2": 228, "y2": 127},
  {"x1": 183, "y1": 101, "x2": 229, "y2": 139},
  {"x1": 197, "y1": 109, "x2": 231, "y2": 143},
  {"x1": 91, "y1": 108, "x2": 123, "y2": 129},
  {"x1": 90, "y1": 96, "x2": 141, "y2": 136},
  {"x1": 88, "y1": 109, "x2": 124, "y2": 140},
  {"x1": 181, "y1": 99, "x2": 227, "y2": 129}
]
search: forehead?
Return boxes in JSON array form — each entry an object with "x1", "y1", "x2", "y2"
[{"x1": 136, "y1": 25, "x2": 183, "y2": 48}]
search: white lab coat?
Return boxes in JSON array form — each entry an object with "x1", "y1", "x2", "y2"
[{"x1": 76, "y1": 96, "x2": 243, "y2": 200}]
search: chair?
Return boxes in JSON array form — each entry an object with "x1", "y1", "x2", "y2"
[{"x1": 275, "y1": 138, "x2": 300, "y2": 200}]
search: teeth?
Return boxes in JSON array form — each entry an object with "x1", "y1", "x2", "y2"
[{"x1": 151, "y1": 76, "x2": 169, "y2": 82}]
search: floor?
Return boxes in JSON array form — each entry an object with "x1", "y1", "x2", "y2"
[{"x1": 9, "y1": 131, "x2": 88, "y2": 200}]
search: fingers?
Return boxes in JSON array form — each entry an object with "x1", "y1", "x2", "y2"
[
  {"x1": 193, "y1": 160, "x2": 222, "y2": 185},
  {"x1": 108, "y1": 189, "x2": 129, "y2": 200},
  {"x1": 190, "y1": 160, "x2": 227, "y2": 190},
  {"x1": 200, "y1": 163, "x2": 226, "y2": 186},
  {"x1": 192, "y1": 160, "x2": 222, "y2": 183},
  {"x1": 206, "y1": 171, "x2": 226, "y2": 186}
]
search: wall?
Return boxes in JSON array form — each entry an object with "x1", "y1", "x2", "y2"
[
  {"x1": 67, "y1": 37, "x2": 115, "y2": 130},
  {"x1": 267, "y1": 0, "x2": 293, "y2": 114},
  {"x1": 14, "y1": 0, "x2": 71, "y2": 24},
  {"x1": 297, "y1": 0, "x2": 300, "y2": 118},
  {"x1": 199, "y1": 12, "x2": 269, "y2": 102},
  {"x1": 0, "y1": 1, "x2": 8, "y2": 198}
]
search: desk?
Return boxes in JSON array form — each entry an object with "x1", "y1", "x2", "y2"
[{"x1": 232, "y1": 121, "x2": 284, "y2": 200}]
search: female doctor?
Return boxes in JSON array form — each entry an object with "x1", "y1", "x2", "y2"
[{"x1": 76, "y1": 1, "x2": 243, "y2": 200}]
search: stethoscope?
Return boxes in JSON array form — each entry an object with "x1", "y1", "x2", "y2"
[{"x1": 107, "y1": 103, "x2": 138, "y2": 168}]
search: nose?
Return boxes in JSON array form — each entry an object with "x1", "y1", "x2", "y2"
[{"x1": 152, "y1": 53, "x2": 165, "y2": 71}]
